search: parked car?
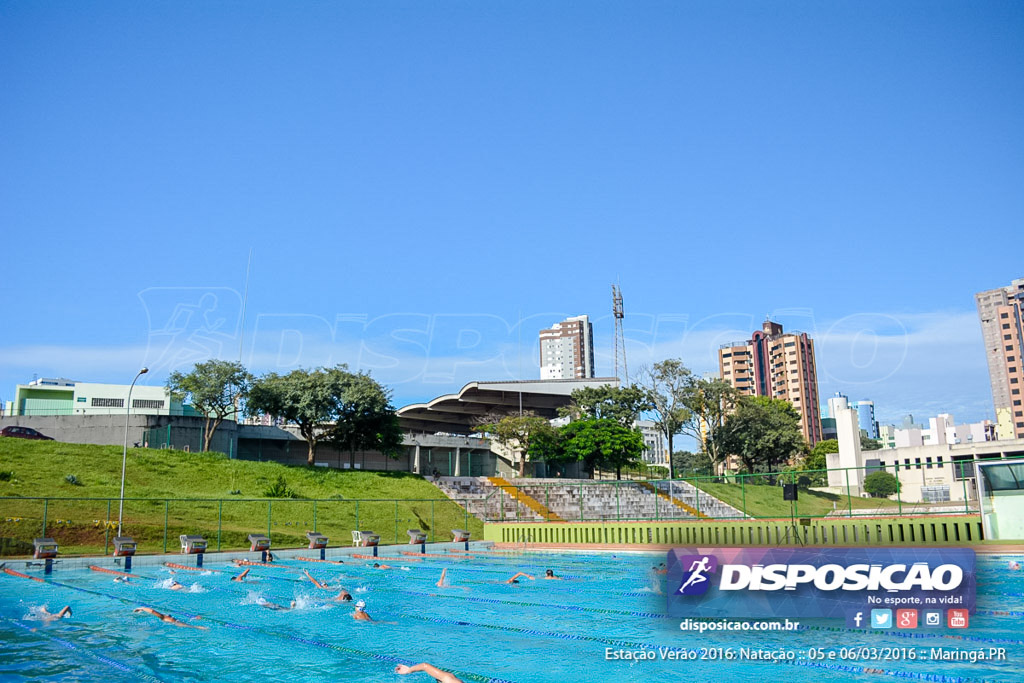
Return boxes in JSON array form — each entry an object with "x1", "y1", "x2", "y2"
[{"x1": 0, "y1": 426, "x2": 55, "y2": 441}]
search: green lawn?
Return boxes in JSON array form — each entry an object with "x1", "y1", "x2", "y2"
[
  {"x1": 691, "y1": 479, "x2": 901, "y2": 518},
  {"x1": 0, "y1": 438, "x2": 482, "y2": 556}
]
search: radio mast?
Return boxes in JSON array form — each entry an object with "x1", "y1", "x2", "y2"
[{"x1": 612, "y1": 284, "x2": 628, "y2": 384}]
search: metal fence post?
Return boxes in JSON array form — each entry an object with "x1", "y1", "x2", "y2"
[
  {"x1": 355, "y1": 501, "x2": 360, "y2": 531},
  {"x1": 218, "y1": 500, "x2": 223, "y2": 551},
  {"x1": 313, "y1": 500, "x2": 318, "y2": 533},
  {"x1": 655, "y1": 482, "x2": 659, "y2": 521},
  {"x1": 41, "y1": 499, "x2": 48, "y2": 537},
  {"x1": 616, "y1": 481, "x2": 620, "y2": 521},
  {"x1": 579, "y1": 481, "x2": 583, "y2": 522},
  {"x1": 845, "y1": 469, "x2": 853, "y2": 518},
  {"x1": 896, "y1": 465, "x2": 903, "y2": 516},
  {"x1": 741, "y1": 476, "x2": 747, "y2": 518},
  {"x1": 163, "y1": 500, "x2": 168, "y2": 553},
  {"x1": 267, "y1": 501, "x2": 272, "y2": 538},
  {"x1": 431, "y1": 500, "x2": 435, "y2": 543},
  {"x1": 394, "y1": 500, "x2": 399, "y2": 545},
  {"x1": 104, "y1": 499, "x2": 111, "y2": 555}
]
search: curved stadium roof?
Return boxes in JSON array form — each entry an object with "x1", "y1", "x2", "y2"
[{"x1": 396, "y1": 378, "x2": 619, "y2": 433}]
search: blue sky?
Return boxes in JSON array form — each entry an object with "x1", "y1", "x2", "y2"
[{"x1": 1, "y1": 1, "x2": 1022, "y2": 427}]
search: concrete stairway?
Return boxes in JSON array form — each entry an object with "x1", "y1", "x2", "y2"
[
  {"x1": 432, "y1": 476, "x2": 745, "y2": 522},
  {"x1": 487, "y1": 477, "x2": 563, "y2": 521},
  {"x1": 433, "y1": 476, "x2": 545, "y2": 522}
]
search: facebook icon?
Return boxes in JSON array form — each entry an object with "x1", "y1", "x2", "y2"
[{"x1": 846, "y1": 611, "x2": 866, "y2": 628}]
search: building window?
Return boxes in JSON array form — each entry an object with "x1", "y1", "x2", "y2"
[
  {"x1": 1002, "y1": 312, "x2": 1010, "y2": 318},
  {"x1": 91, "y1": 398, "x2": 124, "y2": 408},
  {"x1": 132, "y1": 399, "x2": 165, "y2": 409},
  {"x1": 921, "y1": 486, "x2": 950, "y2": 503}
]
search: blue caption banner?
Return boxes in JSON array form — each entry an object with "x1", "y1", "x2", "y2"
[{"x1": 666, "y1": 547, "x2": 976, "y2": 620}]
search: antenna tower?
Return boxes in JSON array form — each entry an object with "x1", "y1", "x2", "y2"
[{"x1": 612, "y1": 284, "x2": 628, "y2": 384}]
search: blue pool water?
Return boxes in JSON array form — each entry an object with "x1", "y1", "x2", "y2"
[{"x1": 1, "y1": 550, "x2": 1022, "y2": 682}]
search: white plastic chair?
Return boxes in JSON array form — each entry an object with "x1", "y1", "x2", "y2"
[{"x1": 351, "y1": 530, "x2": 362, "y2": 547}]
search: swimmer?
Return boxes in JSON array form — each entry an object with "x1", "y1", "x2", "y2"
[
  {"x1": 394, "y1": 662, "x2": 464, "y2": 682},
  {"x1": 1010, "y1": 560, "x2": 1021, "y2": 571},
  {"x1": 114, "y1": 575, "x2": 131, "y2": 584},
  {"x1": 543, "y1": 569, "x2": 562, "y2": 580},
  {"x1": 231, "y1": 568, "x2": 252, "y2": 582},
  {"x1": 334, "y1": 588, "x2": 353, "y2": 602},
  {"x1": 372, "y1": 563, "x2": 394, "y2": 570},
  {"x1": 168, "y1": 580, "x2": 187, "y2": 591},
  {"x1": 303, "y1": 569, "x2": 331, "y2": 589},
  {"x1": 256, "y1": 597, "x2": 296, "y2": 611},
  {"x1": 37, "y1": 606, "x2": 73, "y2": 623},
  {"x1": 352, "y1": 600, "x2": 372, "y2": 621},
  {"x1": 505, "y1": 572, "x2": 534, "y2": 584},
  {"x1": 653, "y1": 563, "x2": 668, "y2": 575},
  {"x1": 436, "y1": 568, "x2": 450, "y2": 588},
  {"x1": 133, "y1": 607, "x2": 208, "y2": 630}
]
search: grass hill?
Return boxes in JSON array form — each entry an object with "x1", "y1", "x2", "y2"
[{"x1": 0, "y1": 438, "x2": 481, "y2": 557}]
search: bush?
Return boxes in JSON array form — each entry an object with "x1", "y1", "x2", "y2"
[
  {"x1": 64, "y1": 474, "x2": 83, "y2": 486},
  {"x1": 263, "y1": 474, "x2": 296, "y2": 498},
  {"x1": 863, "y1": 471, "x2": 899, "y2": 498},
  {"x1": 0, "y1": 471, "x2": 13, "y2": 482}
]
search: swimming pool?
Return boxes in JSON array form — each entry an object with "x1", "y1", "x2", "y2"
[{"x1": 2, "y1": 549, "x2": 1022, "y2": 682}]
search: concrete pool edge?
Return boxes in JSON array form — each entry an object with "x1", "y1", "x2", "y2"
[{"x1": 0, "y1": 540, "x2": 497, "y2": 574}]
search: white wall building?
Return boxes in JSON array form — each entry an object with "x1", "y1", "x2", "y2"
[
  {"x1": 636, "y1": 420, "x2": 667, "y2": 466},
  {"x1": 539, "y1": 315, "x2": 595, "y2": 380},
  {"x1": 832, "y1": 402, "x2": 1024, "y2": 504},
  {"x1": 6, "y1": 377, "x2": 182, "y2": 416}
]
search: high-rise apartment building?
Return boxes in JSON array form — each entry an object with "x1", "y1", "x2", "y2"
[
  {"x1": 718, "y1": 320, "x2": 823, "y2": 445},
  {"x1": 976, "y1": 277, "x2": 1024, "y2": 439},
  {"x1": 539, "y1": 315, "x2": 595, "y2": 380}
]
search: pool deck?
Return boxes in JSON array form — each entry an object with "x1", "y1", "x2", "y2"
[{"x1": 0, "y1": 541, "x2": 496, "y2": 574}]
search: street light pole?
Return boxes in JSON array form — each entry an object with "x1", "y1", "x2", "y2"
[{"x1": 118, "y1": 367, "x2": 148, "y2": 537}]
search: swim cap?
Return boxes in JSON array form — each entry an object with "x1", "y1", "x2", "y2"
[{"x1": 355, "y1": 600, "x2": 366, "y2": 610}]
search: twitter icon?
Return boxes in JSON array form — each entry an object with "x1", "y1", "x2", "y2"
[{"x1": 871, "y1": 609, "x2": 892, "y2": 629}]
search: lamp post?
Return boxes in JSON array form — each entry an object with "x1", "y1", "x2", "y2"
[{"x1": 118, "y1": 367, "x2": 148, "y2": 537}]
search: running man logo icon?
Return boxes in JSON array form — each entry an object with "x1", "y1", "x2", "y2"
[{"x1": 676, "y1": 555, "x2": 718, "y2": 596}]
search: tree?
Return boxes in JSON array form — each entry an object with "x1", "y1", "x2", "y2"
[
  {"x1": 863, "y1": 471, "x2": 899, "y2": 498},
  {"x1": 804, "y1": 439, "x2": 839, "y2": 471},
  {"x1": 167, "y1": 360, "x2": 252, "y2": 452},
  {"x1": 560, "y1": 385, "x2": 652, "y2": 428},
  {"x1": 678, "y1": 377, "x2": 739, "y2": 472},
  {"x1": 248, "y1": 365, "x2": 401, "y2": 467},
  {"x1": 639, "y1": 359, "x2": 693, "y2": 480},
  {"x1": 860, "y1": 434, "x2": 882, "y2": 451},
  {"x1": 717, "y1": 396, "x2": 807, "y2": 473},
  {"x1": 557, "y1": 419, "x2": 645, "y2": 480},
  {"x1": 328, "y1": 372, "x2": 403, "y2": 469},
  {"x1": 475, "y1": 414, "x2": 556, "y2": 477},
  {"x1": 672, "y1": 450, "x2": 713, "y2": 478}
]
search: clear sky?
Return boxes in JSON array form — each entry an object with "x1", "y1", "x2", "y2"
[{"x1": 1, "y1": 1, "x2": 1022, "y2": 426}]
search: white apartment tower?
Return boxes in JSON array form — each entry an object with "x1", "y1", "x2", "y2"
[{"x1": 539, "y1": 315, "x2": 595, "y2": 380}]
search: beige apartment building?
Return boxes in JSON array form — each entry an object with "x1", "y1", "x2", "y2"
[
  {"x1": 976, "y1": 277, "x2": 1024, "y2": 439},
  {"x1": 539, "y1": 315, "x2": 596, "y2": 380},
  {"x1": 718, "y1": 320, "x2": 823, "y2": 446}
]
